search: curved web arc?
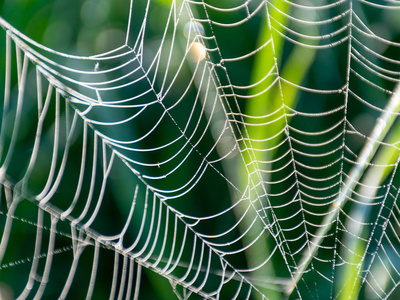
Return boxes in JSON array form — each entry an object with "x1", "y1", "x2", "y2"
[
  {"x1": 259, "y1": 1, "x2": 323, "y2": 296},
  {"x1": 1, "y1": 12, "x2": 241, "y2": 192},
  {"x1": 190, "y1": 2, "x2": 302, "y2": 289},
  {"x1": 179, "y1": 5, "x2": 297, "y2": 282},
  {"x1": 360, "y1": 166, "x2": 400, "y2": 278},
  {"x1": 268, "y1": 22, "x2": 316, "y2": 300},
  {"x1": 343, "y1": 5, "x2": 398, "y2": 298},
  {"x1": 320, "y1": 1, "x2": 353, "y2": 297},
  {"x1": 72, "y1": 77, "x2": 268, "y2": 297}
]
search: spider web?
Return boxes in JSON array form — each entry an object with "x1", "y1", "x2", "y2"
[{"x1": 1, "y1": 0, "x2": 400, "y2": 299}]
